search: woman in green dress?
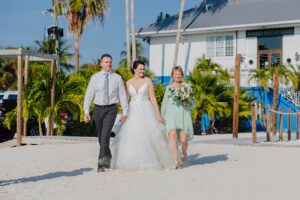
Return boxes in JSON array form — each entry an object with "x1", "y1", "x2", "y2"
[{"x1": 161, "y1": 66, "x2": 194, "y2": 168}]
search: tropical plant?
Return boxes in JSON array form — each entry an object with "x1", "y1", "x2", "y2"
[
  {"x1": 154, "y1": 82, "x2": 165, "y2": 108},
  {"x1": 0, "y1": 57, "x2": 17, "y2": 91},
  {"x1": 288, "y1": 64, "x2": 300, "y2": 91},
  {"x1": 267, "y1": 64, "x2": 297, "y2": 135},
  {"x1": 188, "y1": 56, "x2": 253, "y2": 134},
  {"x1": 188, "y1": 71, "x2": 229, "y2": 135},
  {"x1": 119, "y1": 40, "x2": 149, "y2": 67},
  {"x1": 35, "y1": 38, "x2": 74, "y2": 72},
  {"x1": 52, "y1": 0, "x2": 109, "y2": 72},
  {"x1": 248, "y1": 67, "x2": 270, "y2": 125},
  {"x1": 4, "y1": 64, "x2": 87, "y2": 135}
]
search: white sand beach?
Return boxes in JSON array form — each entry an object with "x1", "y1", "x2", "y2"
[{"x1": 1, "y1": 133, "x2": 300, "y2": 200}]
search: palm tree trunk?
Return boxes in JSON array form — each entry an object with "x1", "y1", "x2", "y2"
[
  {"x1": 125, "y1": 0, "x2": 131, "y2": 68},
  {"x1": 194, "y1": 112, "x2": 202, "y2": 135},
  {"x1": 130, "y1": 0, "x2": 136, "y2": 62},
  {"x1": 272, "y1": 68, "x2": 279, "y2": 136},
  {"x1": 23, "y1": 119, "x2": 28, "y2": 137},
  {"x1": 259, "y1": 85, "x2": 266, "y2": 128},
  {"x1": 38, "y1": 117, "x2": 43, "y2": 136},
  {"x1": 74, "y1": 32, "x2": 80, "y2": 73},
  {"x1": 173, "y1": 0, "x2": 185, "y2": 67}
]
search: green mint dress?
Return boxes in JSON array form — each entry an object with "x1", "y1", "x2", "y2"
[{"x1": 161, "y1": 83, "x2": 194, "y2": 140}]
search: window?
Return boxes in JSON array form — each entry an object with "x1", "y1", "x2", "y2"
[
  {"x1": 225, "y1": 36, "x2": 233, "y2": 56},
  {"x1": 207, "y1": 37, "x2": 215, "y2": 57},
  {"x1": 206, "y1": 35, "x2": 234, "y2": 57},
  {"x1": 8, "y1": 94, "x2": 17, "y2": 100}
]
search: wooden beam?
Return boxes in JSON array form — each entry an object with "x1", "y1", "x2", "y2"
[
  {"x1": 24, "y1": 55, "x2": 29, "y2": 86},
  {"x1": 16, "y1": 55, "x2": 23, "y2": 147},
  {"x1": 232, "y1": 54, "x2": 241, "y2": 138},
  {"x1": 272, "y1": 68, "x2": 279, "y2": 136},
  {"x1": 266, "y1": 105, "x2": 271, "y2": 142},
  {"x1": 297, "y1": 110, "x2": 300, "y2": 140},
  {"x1": 288, "y1": 107, "x2": 291, "y2": 141},
  {"x1": 251, "y1": 102, "x2": 257, "y2": 143},
  {"x1": 279, "y1": 107, "x2": 283, "y2": 141},
  {"x1": 23, "y1": 55, "x2": 29, "y2": 137},
  {"x1": 49, "y1": 60, "x2": 55, "y2": 136}
]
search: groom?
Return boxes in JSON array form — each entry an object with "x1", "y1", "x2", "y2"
[{"x1": 84, "y1": 54, "x2": 128, "y2": 172}]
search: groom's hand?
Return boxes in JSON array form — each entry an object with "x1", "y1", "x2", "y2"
[
  {"x1": 120, "y1": 115, "x2": 127, "y2": 123},
  {"x1": 84, "y1": 114, "x2": 91, "y2": 123}
]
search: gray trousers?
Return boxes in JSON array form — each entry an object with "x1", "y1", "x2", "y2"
[{"x1": 93, "y1": 104, "x2": 118, "y2": 168}]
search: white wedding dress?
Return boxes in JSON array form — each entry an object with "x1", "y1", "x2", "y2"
[{"x1": 111, "y1": 82, "x2": 174, "y2": 170}]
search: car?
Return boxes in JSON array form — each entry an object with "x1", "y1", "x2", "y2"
[
  {"x1": 0, "y1": 91, "x2": 46, "y2": 142},
  {"x1": 0, "y1": 90, "x2": 17, "y2": 104}
]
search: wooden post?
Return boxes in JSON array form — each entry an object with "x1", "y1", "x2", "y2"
[
  {"x1": 279, "y1": 107, "x2": 283, "y2": 141},
  {"x1": 23, "y1": 55, "x2": 29, "y2": 137},
  {"x1": 251, "y1": 102, "x2": 257, "y2": 143},
  {"x1": 297, "y1": 110, "x2": 300, "y2": 140},
  {"x1": 16, "y1": 54, "x2": 23, "y2": 147},
  {"x1": 266, "y1": 105, "x2": 271, "y2": 142},
  {"x1": 272, "y1": 68, "x2": 279, "y2": 136},
  {"x1": 232, "y1": 54, "x2": 241, "y2": 139},
  {"x1": 49, "y1": 59, "x2": 55, "y2": 136},
  {"x1": 24, "y1": 55, "x2": 29, "y2": 85},
  {"x1": 288, "y1": 107, "x2": 291, "y2": 141}
]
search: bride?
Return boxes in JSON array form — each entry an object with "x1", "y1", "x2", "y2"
[{"x1": 111, "y1": 60, "x2": 174, "y2": 170}]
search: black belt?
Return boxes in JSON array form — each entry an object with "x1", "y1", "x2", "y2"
[{"x1": 95, "y1": 104, "x2": 118, "y2": 108}]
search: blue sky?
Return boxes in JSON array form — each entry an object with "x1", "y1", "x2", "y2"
[{"x1": 0, "y1": 0, "x2": 200, "y2": 67}]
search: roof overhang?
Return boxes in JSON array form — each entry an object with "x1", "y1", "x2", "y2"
[
  {"x1": 138, "y1": 20, "x2": 300, "y2": 38},
  {"x1": 0, "y1": 48, "x2": 59, "y2": 61}
]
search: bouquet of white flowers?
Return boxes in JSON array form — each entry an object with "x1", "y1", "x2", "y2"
[{"x1": 168, "y1": 84, "x2": 194, "y2": 108}]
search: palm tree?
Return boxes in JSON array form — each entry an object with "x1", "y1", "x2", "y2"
[
  {"x1": 125, "y1": 0, "x2": 131, "y2": 68},
  {"x1": 173, "y1": 0, "x2": 185, "y2": 67},
  {"x1": 35, "y1": 39, "x2": 74, "y2": 72},
  {"x1": 52, "y1": 0, "x2": 109, "y2": 72},
  {"x1": 4, "y1": 64, "x2": 87, "y2": 135},
  {"x1": 288, "y1": 64, "x2": 300, "y2": 91},
  {"x1": 188, "y1": 70, "x2": 228, "y2": 135},
  {"x1": 188, "y1": 56, "x2": 253, "y2": 134},
  {"x1": 130, "y1": 0, "x2": 136, "y2": 62},
  {"x1": 119, "y1": 40, "x2": 149, "y2": 67},
  {"x1": 248, "y1": 67, "x2": 269, "y2": 126}
]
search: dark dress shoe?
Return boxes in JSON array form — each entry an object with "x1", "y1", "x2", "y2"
[{"x1": 97, "y1": 167, "x2": 105, "y2": 173}]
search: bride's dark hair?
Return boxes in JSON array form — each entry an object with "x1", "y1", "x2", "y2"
[{"x1": 131, "y1": 60, "x2": 145, "y2": 74}]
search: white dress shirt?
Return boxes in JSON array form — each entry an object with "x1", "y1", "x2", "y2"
[{"x1": 84, "y1": 71, "x2": 128, "y2": 115}]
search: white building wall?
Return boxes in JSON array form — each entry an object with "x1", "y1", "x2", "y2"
[
  {"x1": 149, "y1": 26, "x2": 299, "y2": 87},
  {"x1": 283, "y1": 26, "x2": 300, "y2": 66},
  {"x1": 150, "y1": 31, "x2": 237, "y2": 77}
]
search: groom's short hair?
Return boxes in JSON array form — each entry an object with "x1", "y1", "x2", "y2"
[{"x1": 100, "y1": 54, "x2": 112, "y2": 62}]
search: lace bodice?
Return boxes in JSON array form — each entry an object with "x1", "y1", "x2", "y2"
[{"x1": 128, "y1": 82, "x2": 149, "y2": 101}]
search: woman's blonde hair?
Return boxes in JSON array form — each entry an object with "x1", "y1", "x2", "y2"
[
  {"x1": 171, "y1": 66, "x2": 184, "y2": 77},
  {"x1": 169, "y1": 66, "x2": 184, "y2": 84}
]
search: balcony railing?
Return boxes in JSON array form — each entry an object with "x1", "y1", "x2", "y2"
[{"x1": 268, "y1": 80, "x2": 300, "y2": 108}]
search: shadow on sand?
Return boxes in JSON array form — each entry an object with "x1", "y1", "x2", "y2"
[
  {"x1": 0, "y1": 167, "x2": 93, "y2": 187},
  {"x1": 187, "y1": 153, "x2": 228, "y2": 166}
]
